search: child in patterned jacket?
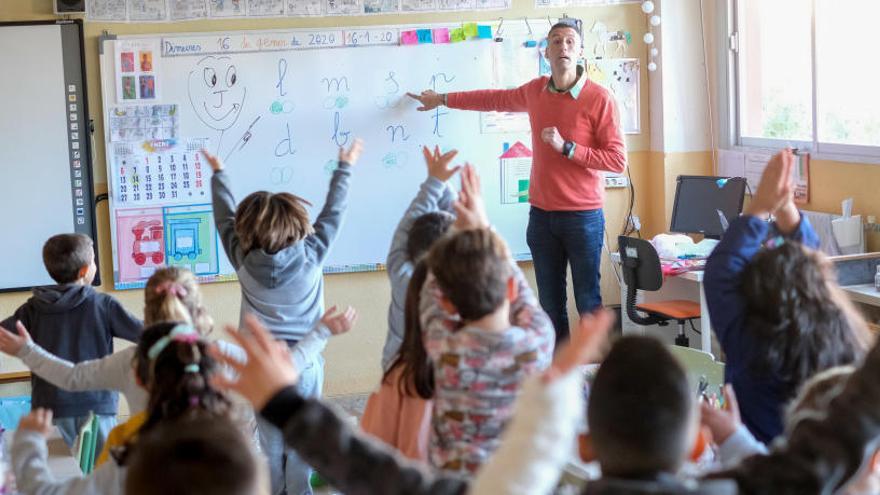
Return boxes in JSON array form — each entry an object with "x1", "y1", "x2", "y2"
[{"x1": 419, "y1": 165, "x2": 555, "y2": 476}]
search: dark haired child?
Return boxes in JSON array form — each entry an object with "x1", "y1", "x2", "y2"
[
  {"x1": 381, "y1": 145, "x2": 458, "y2": 371},
  {"x1": 10, "y1": 322, "x2": 241, "y2": 494},
  {"x1": 361, "y1": 260, "x2": 433, "y2": 461},
  {"x1": 704, "y1": 149, "x2": 871, "y2": 443},
  {"x1": 0, "y1": 233, "x2": 142, "y2": 453},
  {"x1": 125, "y1": 413, "x2": 267, "y2": 495}
]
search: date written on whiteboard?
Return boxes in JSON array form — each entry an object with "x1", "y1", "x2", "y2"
[
  {"x1": 343, "y1": 29, "x2": 399, "y2": 47},
  {"x1": 292, "y1": 31, "x2": 345, "y2": 49}
]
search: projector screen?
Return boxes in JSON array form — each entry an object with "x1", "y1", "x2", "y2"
[{"x1": 0, "y1": 20, "x2": 98, "y2": 292}]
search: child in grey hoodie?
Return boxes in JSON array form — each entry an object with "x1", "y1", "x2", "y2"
[{"x1": 203, "y1": 139, "x2": 362, "y2": 495}]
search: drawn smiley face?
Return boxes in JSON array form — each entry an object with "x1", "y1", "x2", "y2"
[{"x1": 188, "y1": 56, "x2": 246, "y2": 131}]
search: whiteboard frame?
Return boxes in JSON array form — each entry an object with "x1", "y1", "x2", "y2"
[{"x1": 0, "y1": 19, "x2": 101, "y2": 293}]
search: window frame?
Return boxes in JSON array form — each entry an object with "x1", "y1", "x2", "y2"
[{"x1": 726, "y1": 0, "x2": 880, "y2": 164}]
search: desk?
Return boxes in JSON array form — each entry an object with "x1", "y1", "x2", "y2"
[
  {"x1": 840, "y1": 284, "x2": 880, "y2": 333},
  {"x1": 611, "y1": 252, "x2": 715, "y2": 356},
  {"x1": 3, "y1": 428, "x2": 81, "y2": 481}
]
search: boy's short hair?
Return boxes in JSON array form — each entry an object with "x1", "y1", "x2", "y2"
[
  {"x1": 406, "y1": 211, "x2": 455, "y2": 262},
  {"x1": 125, "y1": 414, "x2": 261, "y2": 495},
  {"x1": 42, "y1": 233, "x2": 94, "y2": 284},
  {"x1": 548, "y1": 18, "x2": 583, "y2": 42},
  {"x1": 235, "y1": 191, "x2": 314, "y2": 255},
  {"x1": 427, "y1": 228, "x2": 512, "y2": 321},
  {"x1": 588, "y1": 336, "x2": 693, "y2": 477}
]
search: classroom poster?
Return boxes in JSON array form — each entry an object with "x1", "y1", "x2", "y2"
[
  {"x1": 247, "y1": 0, "x2": 285, "y2": 16},
  {"x1": 88, "y1": 0, "x2": 127, "y2": 21},
  {"x1": 162, "y1": 204, "x2": 220, "y2": 276},
  {"x1": 109, "y1": 138, "x2": 210, "y2": 209},
  {"x1": 401, "y1": 0, "x2": 436, "y2": 12},
  {"x1": 480, "y1": 111, "x2": 530, "y2": 134},
  {"x1": 326, "y1": 0, "x2": 362, "y2": 15},
  {"x1": 362, "y1": 0, "x2": 398, "y2": 14},
  {"x1": 499, "y1": 142, "x2": 532, "y2": 204},
  {"x1": 587, "y1": 58, "x2": 640, "y2": 134},
  {"x1": 287, "y1": 0, "x2": 325, "y2": 15},
  {"x1": 209, "y1": 0, "x2": 246, "y2": 17},
  {"x1": 128, "y1": 0, "x2": 169, "y2": 21},
  {"x1": 793, "y1": 152, "x2": 810, "y2": 204},
  {"x1": 437, "y1": 0, "x2": 475, "y2": 10},
  {"x1": 109, "y1": 104, "x2": 178, "y2": 143},
  {"x1": 115, "y1": 207, "x2": 165, "y2": 283},
  {"x1": 169, "y1": 0, "x2": 209, "y2": 20},
  {"x1": 114, "y1": 40, "x2": 161, "y2": 103}
]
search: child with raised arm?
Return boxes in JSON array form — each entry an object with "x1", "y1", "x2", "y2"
[
  {"x1": 203, "y1": 139, "x2": 362, "y2": 495},
  {"x1": 0, "y1": 234, "x2": 142, "y2": 453},
  {"x1": 703, "y1": 149, "x2": 871, "y2": 444},
  {"x1": 10, "y1": 321, "x2": 252, "y2": 495},
  {"x1": 420, "y1": 165, "x2": 555, "y2": 476},
  {"x1": 0, "y1": 267, "x2": 355, "y2": 468},
  {"x1": 212, "y1": 309, "x2": 610, "y2": 495},
  {"x1": 381, "y1": 145, "x2": 458, "y2": 371}
]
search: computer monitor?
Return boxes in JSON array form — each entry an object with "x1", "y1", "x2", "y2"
[{"x1": 670, "y1": 176, "x2": 746, "y2": 239}]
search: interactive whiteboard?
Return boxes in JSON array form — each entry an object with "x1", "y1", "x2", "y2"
[{"x1": 0, "y1": 20, "x2": 99, "y2": 292}]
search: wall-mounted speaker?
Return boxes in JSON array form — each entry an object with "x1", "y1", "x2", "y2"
[{"x1": 55, "y1": 0, "x2": 86, "y2": 14}]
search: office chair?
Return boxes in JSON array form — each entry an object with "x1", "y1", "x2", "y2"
[{"x1": 618, "y1": 236, "x2": 702, "y2": 347}]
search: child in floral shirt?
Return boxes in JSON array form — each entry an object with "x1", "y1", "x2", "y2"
[{"x1": 419, "y1": 165, "x2": 555, "y2": 476}]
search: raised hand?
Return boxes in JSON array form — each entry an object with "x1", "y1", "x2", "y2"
[
  {"x1": 453, "y1": 164, "x2": 490, "y2": 230},
  {"x1": 320, "y1": 305, "x2": 358, "y2": 336},
  {"x1": 18, "y1": 408, "x2": 54, "y2": 437},
  {"x1": 200, "y1": 148, "x2": 224, "y2": 172},
  {"x1": 699, "y1": 384, "x2": 741, "y2": 445},
  {"x1": 422, "y1": 145, "x2": 460, "y2": 182},
  {"x1": 209, "y1": 315, "x2": 300, "y2": 410},
  {"x1": 0, "y1": 321, "x2": 31, "y2": 356},
  {"x1": 339, "y1": 138, "x2": 364, "y2": 165},
  {"x1": 544, "y1": 308, "x2": 614, "y2": 382},
  {"x1": 745, "y1": 149, "x2": 795, "y2": 219},
  {"x1": 406, "y1": 90, "x2": 445, "y2": 112}
]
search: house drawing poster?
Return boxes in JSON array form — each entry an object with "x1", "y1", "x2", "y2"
[{"x1": 499, "y1": 141, "x2": 532, "y2": 204}]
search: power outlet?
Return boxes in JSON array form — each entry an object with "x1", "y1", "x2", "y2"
[
  {"x1": 604, "y1": 175, "x2": 629, "y2": 188},
  {"x1": 629, "y1": 215, "x2": 641, "y2": 231}
]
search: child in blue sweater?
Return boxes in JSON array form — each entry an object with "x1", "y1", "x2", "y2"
[{"x1": 703, "y1": 148, "x2": 871, "y2": 444}]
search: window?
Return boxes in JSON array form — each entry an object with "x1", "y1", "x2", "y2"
[{"x1": 733, "y1": 0, "x2": 880, "y2": 157}]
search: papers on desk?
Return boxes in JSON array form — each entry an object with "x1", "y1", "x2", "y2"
[
  {"x1": 661, "y1": 258, "x2": 707, "y2": 277},
  {"x1": 652, "y1": 234, "x2": 718, "y2": 260}
]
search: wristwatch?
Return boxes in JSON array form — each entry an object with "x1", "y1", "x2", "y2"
[{"x1": 562, "y1": 140, "x2": 574, "y2": 157}]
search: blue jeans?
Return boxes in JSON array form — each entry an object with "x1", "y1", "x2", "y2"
[
  {"x1": 257, "y1": 351, "x2": 324, "y2": 495},
  {"x1": 526, "y1": 207, "x2": 604, "y2": 342},
  {"x1": 54, "y1": 414, "x2": 117, "y2": 458}
]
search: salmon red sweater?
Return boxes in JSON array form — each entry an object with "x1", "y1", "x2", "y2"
[{"x1": 447, "y1": 77, "x2": 627, "y2": 211}]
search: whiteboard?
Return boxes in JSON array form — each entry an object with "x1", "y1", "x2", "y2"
[
  {"x1": 0, "y1": 21, "x2": 99, "y2": 292},
  {"x1": 99, "y1": 23, "x2": 638, "y2": 289}
]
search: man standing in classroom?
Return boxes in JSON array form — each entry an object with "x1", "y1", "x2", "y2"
[{"x1": 408, "y1": 18, "x2": 627, "y2": 342}]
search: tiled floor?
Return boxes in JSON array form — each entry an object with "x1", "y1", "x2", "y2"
[{"x1": 312, "y1": 393, "x2": 370, "y2": 495}]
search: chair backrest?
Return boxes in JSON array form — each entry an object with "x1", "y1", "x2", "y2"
[
  {"x1": 618, "y1": 236, "x2": 663, "y2": 292},
  {"x1": 74, "y1": 412, "x2": 98, "y2": 474}
]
